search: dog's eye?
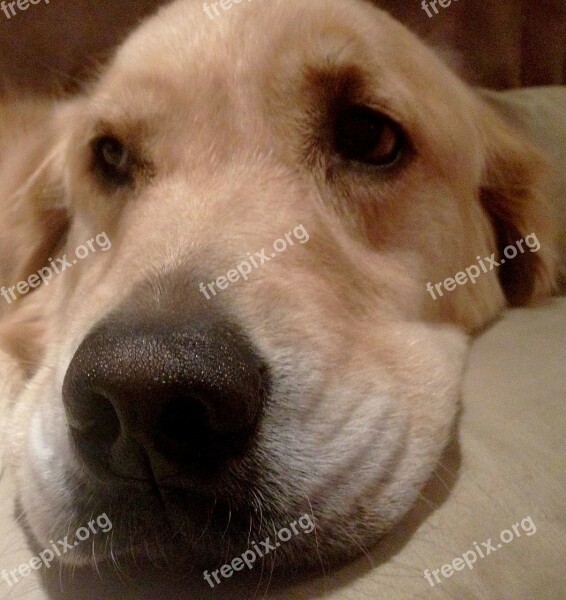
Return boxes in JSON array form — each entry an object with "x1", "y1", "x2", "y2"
[
  {"x1": 334, "y1": 106, "x2": 404, "y2": 166},
  {"x1": 91, "y1": 136, "x2": 133, "y2": 185}
]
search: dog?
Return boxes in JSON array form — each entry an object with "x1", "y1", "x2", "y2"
[{"x1": 0, "y1": 0, "x2": 561, "y2": 585}]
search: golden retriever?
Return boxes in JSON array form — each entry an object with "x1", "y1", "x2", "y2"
[{"x1": 0, "y1": 0, "x2": 560, "y2": 586}]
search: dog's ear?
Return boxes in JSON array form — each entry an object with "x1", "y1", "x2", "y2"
[
  {"x1": 478, "y1": 104, "x2": 557, "y2": 306},
  {"x1": 0, "y1": 101, "x2": 76, "y2": 369},
  {"x1": 0, "y1": 102, "x2": 73, "y2": 312},
  {"x1": 9, "y1": 148, "x2": 70, "y2": 289}
]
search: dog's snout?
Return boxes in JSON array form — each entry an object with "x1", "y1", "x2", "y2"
[{"x1": 62, "y1": 317, "x2": 267, "y2": 481}]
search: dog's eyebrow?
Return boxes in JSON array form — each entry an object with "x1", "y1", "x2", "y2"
[
  {"x1": 90, "y1": 118, "x2": 149, "y2": 149},
  {"x1": 301, "y1": 60, "x2": 399, "y2": 120},
  {"x1": 304, "y1": 62, "x2": 369, "y2": 105}
]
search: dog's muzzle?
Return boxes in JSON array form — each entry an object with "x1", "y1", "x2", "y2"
[{"x1": 62, "y1": 315, "x2": 268, "y2": 484}]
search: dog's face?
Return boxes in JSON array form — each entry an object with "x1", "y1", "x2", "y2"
[{"x1": 1, "y1": 0, "x2": 555, "y2": 574}]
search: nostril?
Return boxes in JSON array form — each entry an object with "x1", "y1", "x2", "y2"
[
  {"x1": 67, "y1": 392, "x2": 118, "y2": 431},
  {"x1": 159, "y1": 396, "x2": 210, "y2": 461},
  {"x1": 160, "y1": 395, "x2": 210, "y2": 446},
  {"x1": 157, "y1": 393, "x2": 255, "y2": 465},
  {"x1": 68, "y1": 393, "x2": 121, "y2": 464}
]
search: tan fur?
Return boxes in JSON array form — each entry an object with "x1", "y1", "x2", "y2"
[{"x1": 0, "y1": 0, "x2": 559, "y2": 573}]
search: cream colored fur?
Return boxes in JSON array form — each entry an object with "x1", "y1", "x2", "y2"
[{"x1": 0, "y1": 0, "x2": 560, "y2": 575}]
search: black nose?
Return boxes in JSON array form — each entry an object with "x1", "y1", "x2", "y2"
[{"x1": 62, "y1": 317, "x2": 268, "y2": 481}]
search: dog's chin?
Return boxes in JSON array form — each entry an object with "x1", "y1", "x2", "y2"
[
  {"x1": 20, "y1": 476, "x2": 259, "y2": 570},
  {"x1": 21, "y1": 492, "x2": 388, "y2": 577},
  {"x1": 20, "y1": 482, "x2": 330, "y2": 574}
]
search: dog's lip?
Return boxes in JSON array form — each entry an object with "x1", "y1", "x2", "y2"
[{"x1": 53, "y1": 487, "x2": 264, "y2": 567}]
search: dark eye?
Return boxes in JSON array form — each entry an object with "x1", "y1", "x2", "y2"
[
  {"x1": 91, "y1": 136, "x2": 133, "y2": 185},
  {"x1": 334, "y1": 106, "x2": 405, "y2": 166}
]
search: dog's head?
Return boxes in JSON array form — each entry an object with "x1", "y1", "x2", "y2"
[{"x1": 1, "y1": 0, "x2": 556, "y2": 574}]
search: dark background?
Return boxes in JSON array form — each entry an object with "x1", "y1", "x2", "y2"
[{"x1": 0, "y1": 0, "x2": 565, "y2": 95}]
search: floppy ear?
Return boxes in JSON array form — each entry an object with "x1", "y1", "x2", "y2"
[
  {"x1": 0, "y1": 101, "x2": 71, "y2": 313},
  {"x1": 8, "y1": 151, "x2": 70, "y2": 291},
  {"x1": 0, "y1": 101, "x2": 72, "y2": 368},
  {"x1": 478, "y1": 104, "x2": 558, "y2": 306}
]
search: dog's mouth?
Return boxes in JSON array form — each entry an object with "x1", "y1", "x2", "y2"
[{"x1": 52, "y1": 473, "x2": 274, "y2": 570}]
